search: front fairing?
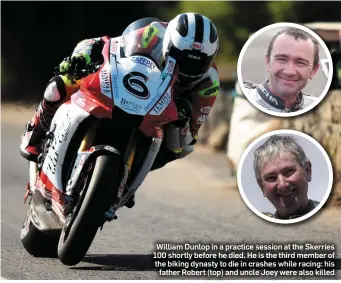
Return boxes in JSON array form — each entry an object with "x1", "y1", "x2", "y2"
[
  {"x1": 78, "y1": 20, "x2": 178, "y2": 125},
  {"x1": 107, "y1": 38, "x2": 176, "y2": 115}
]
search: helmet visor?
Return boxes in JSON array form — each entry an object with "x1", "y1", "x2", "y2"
[{"x1": 178, "y1": 50, "x2": 215, "y2": 79}]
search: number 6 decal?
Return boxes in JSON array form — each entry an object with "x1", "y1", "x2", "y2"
[{"x1": 123, "y1": 72, "x2": 150, "y2": 99}]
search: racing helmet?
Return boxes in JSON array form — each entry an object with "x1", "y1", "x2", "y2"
[{"x1": 162, "y1": 13, "x2": 219, "y2": 85}]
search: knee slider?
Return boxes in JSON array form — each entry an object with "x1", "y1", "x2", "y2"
[
  {"x1": 182, "y1": 144, "x2": 194, "y2": 157},
  {"x1": 174, "y1": 144, "x2": 194, "y2": 159},
  {"x1": 43, "y1": 76, "x2": 66, "y2": 104}
]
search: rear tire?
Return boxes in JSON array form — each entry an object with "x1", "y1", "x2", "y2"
[
  {"x1": 20, "y1": 207, "x2": 59, "y2": 258},
  {"x1": 57, "y1": 154, "x2": 122, "y2": 266}
]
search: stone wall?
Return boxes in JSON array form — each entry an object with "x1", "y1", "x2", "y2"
[
  {"x1": 197, "y1": 89, "x2": 234, "y2": 150},
  {"x1": 282, "y1": 89, "x2": 341, "y2": 207},
  {"x1": 199, "y1": 89, "x2": 341, "y2": 207}
]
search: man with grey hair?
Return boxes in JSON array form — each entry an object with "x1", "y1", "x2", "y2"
[
  {"x1": 254, "y1": 135, "x2": 319, "y2": 219},
  {"x1": 243, "y1": 27, "x2": 320, "y2": 113}
]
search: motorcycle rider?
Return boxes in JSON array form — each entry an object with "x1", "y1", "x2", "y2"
[{"x1": 20, "y1": 13, "x2": 220, "y2": 207}]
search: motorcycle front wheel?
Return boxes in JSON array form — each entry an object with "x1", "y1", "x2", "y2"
[{"x1": 57, "y1": 154, "x2": 122, "y2": 266}]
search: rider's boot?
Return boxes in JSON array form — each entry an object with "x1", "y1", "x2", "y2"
[
  {"x1": 20, "y1": 76, "x2": 69, "y2": 162},
  {"x1": 124, "y1": 195, "x2": 135, "y2": 208},
  {"x1": 20, "y1": 100, "x2": 57, "y2": 162}
]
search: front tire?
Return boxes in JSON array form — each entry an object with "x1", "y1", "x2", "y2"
[{"x1": 57, "y1": 154, "x2": 122, "y2": 266}]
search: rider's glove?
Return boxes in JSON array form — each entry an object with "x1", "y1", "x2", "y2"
[
  {"x1": 171, "y1": 97, "x2": 192, "y2": 128},
  {"x1": 56, "y1": 54, "x2": 88, "y2": 80}
]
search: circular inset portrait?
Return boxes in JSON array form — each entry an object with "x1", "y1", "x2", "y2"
[
  {"x1": 237, "y1": 22, "x2": 333, "y2": 117},
  {"x1": 237, "y1": 130, "x2": 333, "y2": 224}
]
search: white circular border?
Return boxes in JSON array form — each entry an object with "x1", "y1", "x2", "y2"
[
  {"x1": 237, "y1": 22, "x2": 334, "y2": 118},
  {"x1": 237, "y1": 129, "x2": 334, "y2": 225}
]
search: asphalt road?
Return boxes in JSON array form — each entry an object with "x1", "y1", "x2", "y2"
[{"x1": 1, "y1": 105, "x2": 341, "y2": 280}]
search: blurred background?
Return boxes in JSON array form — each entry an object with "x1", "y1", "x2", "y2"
[{"x1": 2, "y1": 1, "x2": 341, "y2": 102}]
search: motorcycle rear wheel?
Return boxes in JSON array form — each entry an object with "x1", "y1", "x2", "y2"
[{"x1": 57, "y1": 154, "x2": 122, "y2": 266}]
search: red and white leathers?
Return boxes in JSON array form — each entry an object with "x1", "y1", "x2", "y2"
[
  {"x1": 20, "y1": 34, "x2": 220, "y2": 163},
  {"x1": 63, "y1": 35, "x2": 220, "y2": 160},
  {"x1": 164, "y1": 63, "x2": 219, "y2": 158}
]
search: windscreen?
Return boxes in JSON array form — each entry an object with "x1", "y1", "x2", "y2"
[{"x1": 121, "y1": 18, "x2": 166, "y2": 69}]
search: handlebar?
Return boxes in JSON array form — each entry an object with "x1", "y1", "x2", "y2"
[{"x1": 55, "y1": 63, "x2": 102, "y2": 83}]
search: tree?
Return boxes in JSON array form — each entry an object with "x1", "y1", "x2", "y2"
[{"x1": 148, "y1": 1, "x2": 341, "y2": 67}]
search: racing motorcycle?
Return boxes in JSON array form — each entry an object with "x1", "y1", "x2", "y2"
[{"x1": 20, "y1": 18, "x2": 179, "y2": 266}]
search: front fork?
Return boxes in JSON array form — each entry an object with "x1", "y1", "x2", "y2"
[
  {"x1": 117, "y1": 136, "x2": 163, "y2": 208},
  {"x1": 24, "y1": 161, "x2": 38, "y2": 203},
  {"x1": 105, "y1": 130, "x2": 164, "y2": 221},
  {"x1": 64, "y1": 121, "x2": 163, "y2": 223},
  {"x1": 102, "y1": 132, "x2": 137, "y2": 221}
]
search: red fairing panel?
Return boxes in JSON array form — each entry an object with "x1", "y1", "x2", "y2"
[
  {"x1": 139, "y1": 100, "x2": 178, "y2": 137},
  {"x1": 139, "y1": 73, "x2": 179, "y2": 138},
  {"x1": 71, "y1": 40, "x2": 114, "y2": 119},
  {"x1": 38, "y1": 170, "x2": 65, "y2": 208},
  {"x1": 71, "y1": 88, "x2": 113, "y2": 119}
]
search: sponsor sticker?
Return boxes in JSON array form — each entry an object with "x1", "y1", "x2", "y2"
[
  {"x1": 150, "y1": 88, "x2": 171, "y2": 115},
  {"x1": 200, "y1": 107, "x2": 211, "y2": 114},
  {"x1": 197, "y1": 114, "x2": 208, "y2": 125},
  {"x1": 119, "y1": 97, "x2": 142, "y2": 114},
  {"x1": 100, "y1": 67, "x2": 112, "y2": 98},
  {"x1": 167, "y1": 61, "x2": 175, "y2": 74},
  {"x1": 57, "y1": 113, "x2": 72, "y2": 143},
  {"x1": 110, "y1": 41, "x2": 117, "y2": 54},
  {"x1": 76, "y1": 97, "x2": 86, "y2": 107},
  {"x1": 132, "y1": 56, "x2": 156, "y2": 70},
  {"x1": 188, "y1": 54, "x2": 201, "y2": 60},
  {"x1": 110, "y1": 54, "x2": 119, "y2": 98},
  {"x1": 199, "y1": 81, "x2": 220, "y2": 97},
  {"x1": 191, "y1": 42, "x2": 203, "y2": 50},
  {"x1": 104, "y1": 145, "x2": 120, "y2": 154}
]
